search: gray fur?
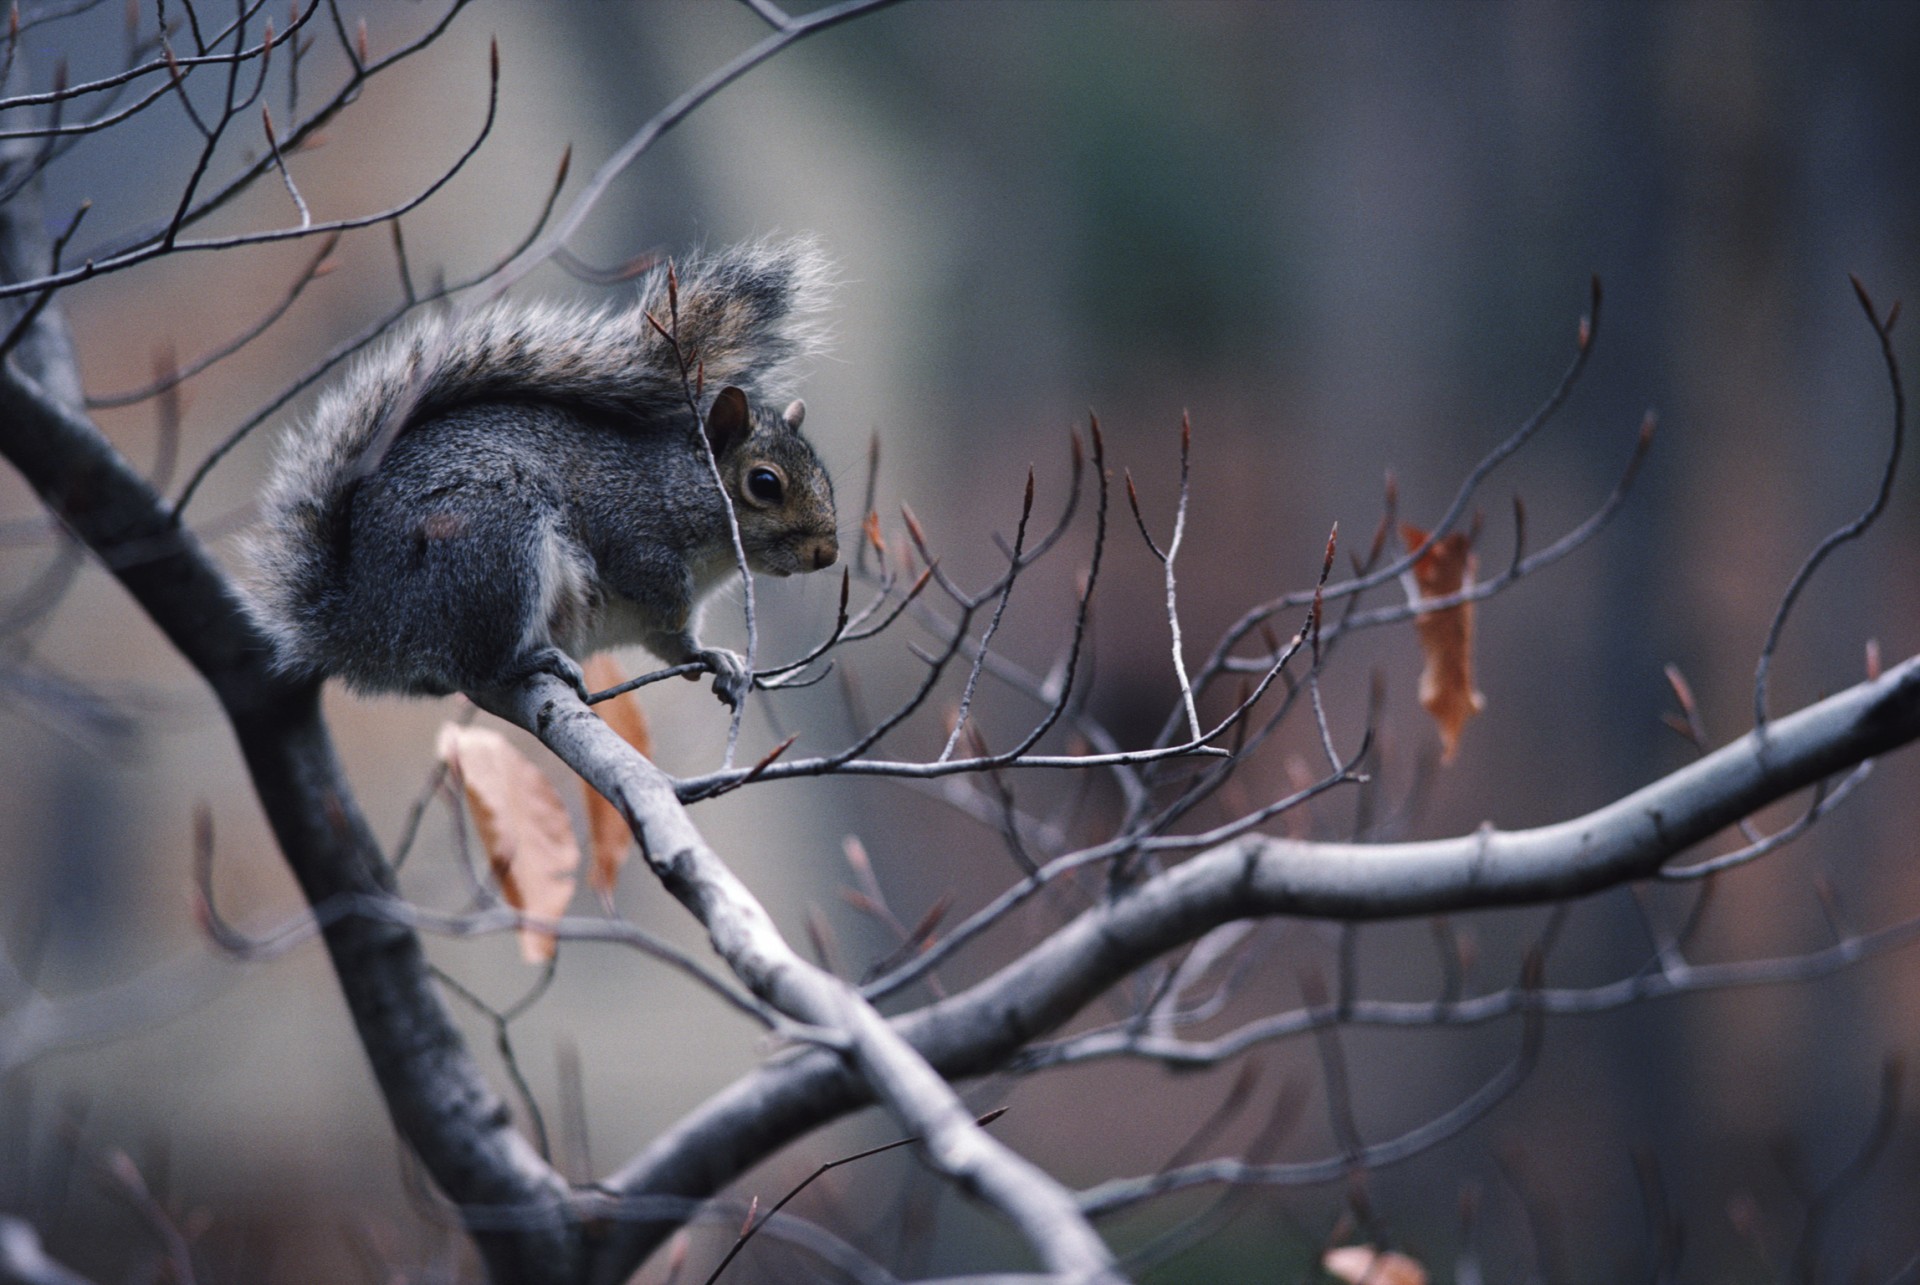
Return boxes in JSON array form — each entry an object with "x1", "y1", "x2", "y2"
[{"x1": 242, "y1": 237, "x2": 839, "y2": 701}]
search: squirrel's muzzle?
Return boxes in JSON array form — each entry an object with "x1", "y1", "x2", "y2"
[{"x1": 805, "y1": 535, "x2": 839, "y2": 571}]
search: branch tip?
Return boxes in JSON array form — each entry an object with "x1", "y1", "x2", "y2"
[
  {"x1": 900, "y1": 501, "x2": 926, "y2": 548},
  {"x1": 1581, "y1": 273, "x2": 1603, "y2": 351},
  {"x1": 740, "y1": 734, "x2": 799, "y2": 785},
  {"x1": 1850, "y1": 272, "x2": 1875, "y2": 320}
]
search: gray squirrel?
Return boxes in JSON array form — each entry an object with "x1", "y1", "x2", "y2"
[{"x1": 243, "y1": 238, "x2": 840, "y2": 707}]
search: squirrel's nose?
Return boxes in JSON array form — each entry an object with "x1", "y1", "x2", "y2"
[{"x1": 810, "y1": 536, "x2": 838, "y2": 571}]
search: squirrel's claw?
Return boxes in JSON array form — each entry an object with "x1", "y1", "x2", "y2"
[{"x1": 697, "y1": 648, "x2": 751, "y2": 709}]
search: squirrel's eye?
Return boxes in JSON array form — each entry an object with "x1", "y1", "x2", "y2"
[{"x1": 746, "y1": 467, "x2": 784, "y2": 504}]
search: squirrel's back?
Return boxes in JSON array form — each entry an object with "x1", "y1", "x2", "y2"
[{"x1": 245, "y1": 237, "x2": 833, "y2": 682}]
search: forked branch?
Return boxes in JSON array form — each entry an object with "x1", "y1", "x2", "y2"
[{"x1": 476, "y1": 673, "x2": 1121, "y2": 1283}]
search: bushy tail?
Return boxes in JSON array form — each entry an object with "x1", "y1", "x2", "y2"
[
  {"x1": 638, "y1": 236, "x2": 834, "y2": 402},
  {"x1": 243, "y1": 237, "x2": 833, "y2": 674}
]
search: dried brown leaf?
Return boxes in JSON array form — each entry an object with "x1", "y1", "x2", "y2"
[
  {"x1": 1322, "y1": 1245, "x2": 1429, "y2": 1285},
  {"x1": 1401, "y1": 523, "x2": 1485, "y2": 763},
  {"x1": 437, "y1": 724, "x2": 579, "y2": 962},
  {"x1": 579, "y1": 654, "x2": 651, "y2": 901}
]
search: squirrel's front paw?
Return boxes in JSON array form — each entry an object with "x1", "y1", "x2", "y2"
[{"x1": 695, "y1": 648, "x2": 751, "y2": 709}]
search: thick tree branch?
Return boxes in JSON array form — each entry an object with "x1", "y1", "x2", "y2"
[
  {"x1": 0, "y1": 164, "x2": 574, "y2": 1283},
  {"x1": 474, "y1": 675, "x2": 1121, "y2": 1285},
  {"x1": 0, "y1": 1216, "x2": 94, "y2": 1285},
  {"x1": 592, "y1": 653, "x2": 1920, "y2": 1280}
]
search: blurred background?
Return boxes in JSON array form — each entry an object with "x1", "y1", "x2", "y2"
[{"x1": 3, "y1": 2, "x2": 1920, "y2": 1280}]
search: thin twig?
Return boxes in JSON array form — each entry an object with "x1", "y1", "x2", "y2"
[
  {"x1": 700, "y1": 1108, "x2": 1007, "y2": 1285},
  {"x1": 1754, "y1": 278, "x2": 1905, "y2": 730}
]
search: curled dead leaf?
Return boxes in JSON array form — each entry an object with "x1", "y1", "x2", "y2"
[
  {"x1": 578, "y1": 654, "x2": 652, "y2": 902},
  {"x1": 437, "y1": 723, "x2": 579, "y2": 962},
  {"x1": 1401, "y1": 523, "x2": 1486, "y2": 763},
  {"x1": 1322, "y1": 1245, "x2": 1429, "y2": 1285}
]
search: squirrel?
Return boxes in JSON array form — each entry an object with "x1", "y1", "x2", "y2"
[{"x1": 243, "y1": 237, "x2": 840, "y2": 708}]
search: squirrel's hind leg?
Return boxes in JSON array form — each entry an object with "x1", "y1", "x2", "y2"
[
  {"x1": 338, "y1": 464, "x2": 579, "y2": 697},
  {"x1": 491, "y1": 645, "x2": 591, "y2": 703}
]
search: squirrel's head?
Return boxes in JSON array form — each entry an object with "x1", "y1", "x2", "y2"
[{"x1": 705, "y1": 386, "x2": 839, "y2": 577}]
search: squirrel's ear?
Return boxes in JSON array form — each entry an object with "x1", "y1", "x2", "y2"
[
  {"x1": 782, "y1": 399, "x2": 806, "y2": 431},
  {"x1": 705, "y1": 386, "x2": 751, "y2": 457}
]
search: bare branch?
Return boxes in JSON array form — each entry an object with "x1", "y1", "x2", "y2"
[
  {"x1": 0, "y1": 1215, "x2": 95, "y2": 1285},
  {"x1": 0, "y1": 0, "x2": 480, "y2": 298},
  {"x1": 489, "y1": 0, "x2": 905, "y2": 293},
  {"x1": 0, "y1": 199, "x2": 575, "y2": 1280},
  {"x1": 479, "y1": 673, "x2": 1119, "y2": 1282},
  {"x1": 1077, "y1": 992, "x2": 1541, "y2": 1214},
  {"x1": 699, "y1": 1108, "x2": 1008, "y2": 1285},
  {"x1": 84, "y1": 230, "x2": 338, "y2": 409},
  {"x1": 937, "y1": 468, "x2": 1035, "y2": 761},
  {"x1": 0, "y1": 2, "x2": 310, "y2": 130},
  {"x1": 1180, "y1": 278, "x2": 1607, "y2": 730},
  {"x1": 1754, "y1": 278, "x2": 1905, "y2": 728},
  {"x1": 171, "y1": 135, "x2": 572, "y2": 514},
  {"x1": 592, "y1": 655, "x2": 1920, "y2": 1279}
]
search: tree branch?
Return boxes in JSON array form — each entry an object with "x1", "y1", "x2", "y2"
[
  {"x1": 0, "y1": 1216, "x2": 94, "y2": 1285},
  {"x1": 473, "y1": 674, "x2": 1121, "y2": 1285},
  {"x1": 592, "y1": 652, "x2": 1920, "y2": 1280},
  {"x1": 0, "y1": 156, "x2": 575, "y2": 1284}
]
